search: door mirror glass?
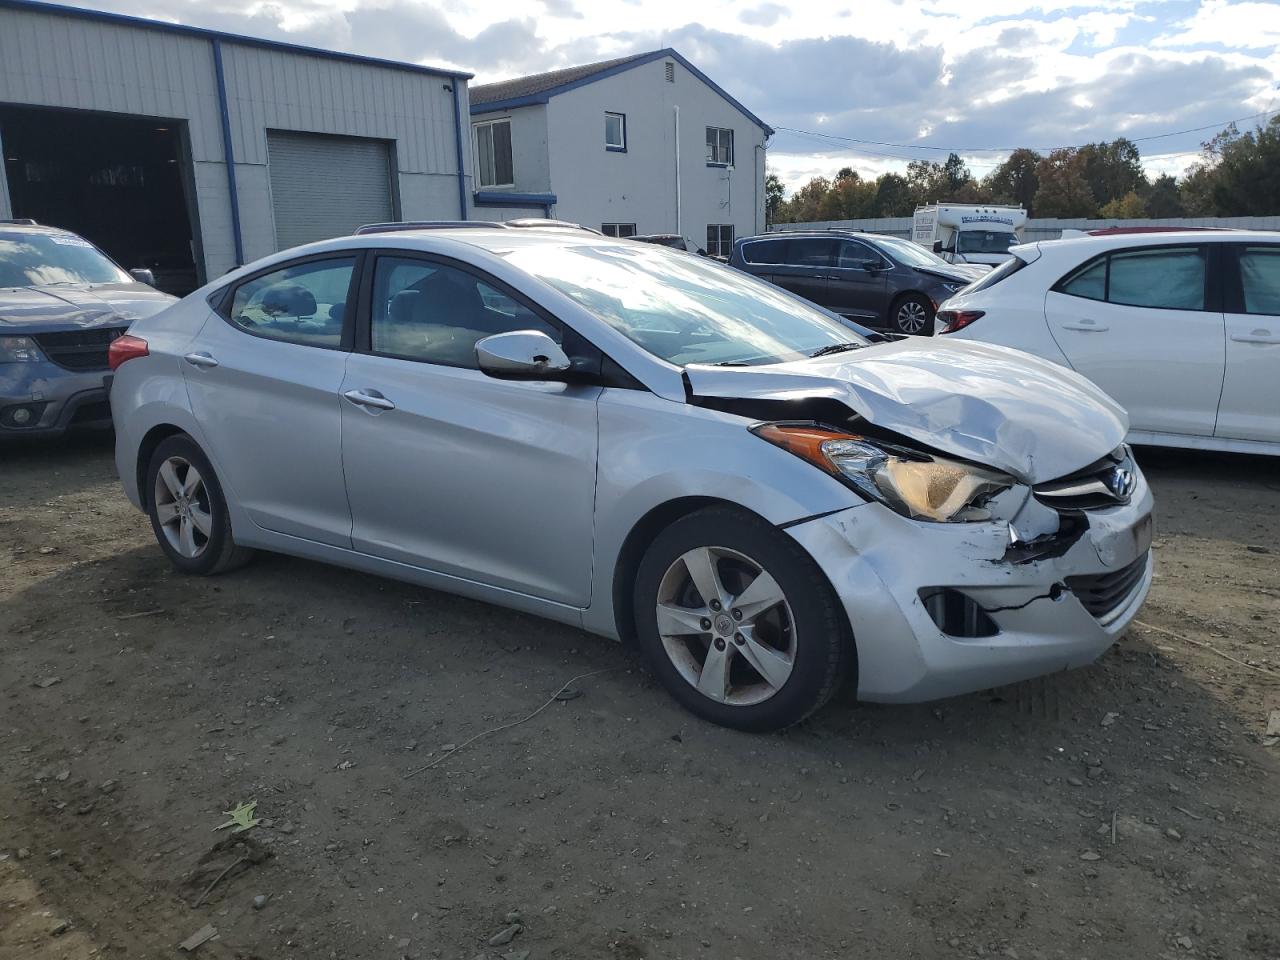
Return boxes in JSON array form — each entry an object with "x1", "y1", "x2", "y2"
[
  {"x1": 476, "y1": 330, "x2": 571, "y2": 380},
  {"x1": 130, "y1": 267, "x2": 156, "y2": 286},
  {"x1": 931, "y1": 240, "x2": 943, "y2": 254}
]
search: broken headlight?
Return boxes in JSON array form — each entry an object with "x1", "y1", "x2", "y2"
[{"x1": 752, "y1": 423, "x2": 1014, "y2": 522}]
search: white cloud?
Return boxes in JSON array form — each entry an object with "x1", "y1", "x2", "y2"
[{"x1": 1154, "y1": 0, "x2": 1280, "y2": 49}]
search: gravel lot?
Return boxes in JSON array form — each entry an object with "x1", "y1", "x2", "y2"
[{"x1": 2, "y1": 433, "x2": 1278, "y2": 960}]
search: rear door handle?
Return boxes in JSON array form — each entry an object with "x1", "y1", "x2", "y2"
[
  {"x1": 183, "y1": 351, "x2": 219, "y2": 368},
  {"x1": 1231, "y1": 329, "x2": 1280, "y2": 344},
  {"x1": 343, "y1": 388, "x2": 396, "y2": 411},
  {"x1": 1060, "y1": 322, "x2": 1109, "y2": 332}
]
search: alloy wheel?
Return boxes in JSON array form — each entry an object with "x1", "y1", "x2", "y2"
[
  {"x1": 152, "y1": 456, "x2": 212, "y2": 559},
  {"x1": 655, "y1": 546, "x2": 797, "y2": 706},
  {"x1": 896, "y1": 299, "x2": 929, "y2": 334}
]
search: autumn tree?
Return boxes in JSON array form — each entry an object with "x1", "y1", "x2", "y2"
[
  {"x1": 1034, "y1": 149, "x2": 1097, "y2": 218},
  {"x1": 1078, "y1": 138, "x2": 1146, "y2": 208},
  {"x1": 984, "y1": 148, "x2": 1041, "y2": 213},
  {"x1": 1098, "y1": 191, "x2": 1148, "y2": 219}
]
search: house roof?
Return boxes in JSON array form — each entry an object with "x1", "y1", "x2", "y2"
[
  {"x1": 469, "y1": 48, "x2": 773, "y2": 136},
  {"x1": 0, "y1": 0, "x2": 473, "y2": 80}
]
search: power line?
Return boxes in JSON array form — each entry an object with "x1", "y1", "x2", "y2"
[{"x1": 770, "y1": 107, "x2": 1277, "y2": 157}]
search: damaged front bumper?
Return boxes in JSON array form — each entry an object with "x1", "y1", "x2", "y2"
[{"x1": 786, "y1": 472, "x2": 1154, "y2": 702}]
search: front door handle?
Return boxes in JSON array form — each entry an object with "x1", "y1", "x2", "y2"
[
  {"x1": 183, "y1": 351, "x2": 219, "y2": 368},
  {"x1": 1231, "y1": 329, "x2": 1280, "y2": 344},
  {"x1": 1060, "y1": 322, "x2": 1109, "y2": 332},
  {"x1": 343, "y1": 388, "x2": 396, "y2": 411}
]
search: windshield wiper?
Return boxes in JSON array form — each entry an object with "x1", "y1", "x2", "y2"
[{"x1": 809, "y1": 342, "x2": 866, "y2": 359}]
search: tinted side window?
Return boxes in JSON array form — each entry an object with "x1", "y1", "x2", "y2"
[
  {"x1": 742, "y1": 239, "x2": 787, "y2": 265},
  {"x1": 1059, "y1": 257, "x2": 1107, "y2": 301},
  {"x1": 837, "y1": 241, "x2": 883, "y2": 269},
  {"x1": 227, "y1": 257, "x2": 355, "y2": 347},
  {"x1": 370, "y1": 256, "x2": 559, "y2": 369},
  {"x1": 1108, "y1": 247, "x2": 1205, "y2": 310},
  {"x1": 1238, "y1": 246, "x2": 1280, "y2": 315},
  {"x1": 787, "y1": 238, "x2": 835, "y2": 267}
]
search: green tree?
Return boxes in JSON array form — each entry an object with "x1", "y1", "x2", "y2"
[
  {"x1": 1143, "y1": 174, "x2": 1184, "y2": 218},
  {"x1": 765, "y1": 172, "x2": 786, "y2": 224},
  {"x1": 1099, "y1": 190, "x2": 1148, "y2": 219},
  {"x1": 1034, "y1": 149, "x2": 1097, "y2": 218},
  {"x1": 872, "y1": 173, "x2": 913, "y2": 216},
  {"x1": 984, "y1": 148, "x2": 1041, "y2": 213},
  {"x1": 1078, "y1": 138, "x2": 1147, "y2": 208},
  {"x1": 942, "y1": 152, "x2": 971, "y2": 192},
  {"x1": 1201, "y1": 116, "x2": 1280, "y2": 216}
]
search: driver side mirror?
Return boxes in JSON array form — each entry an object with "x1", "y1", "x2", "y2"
[
  {"x1": 129, "y1": 268, "x2": 156, "y2": 286},
  {"x1": 475, "y1": 330, "x2": 571, "y2": 380},
  {"x1": 931, "y1": 241, "x2": 943, "y2": 254}
]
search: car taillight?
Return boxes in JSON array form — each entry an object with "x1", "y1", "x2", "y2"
[
  {"x1": 107, "y1": 334, "x2": 149, "y2": 370},
  {"x1": 937, "y1": 310, "x2": 985, "y2": 334}
]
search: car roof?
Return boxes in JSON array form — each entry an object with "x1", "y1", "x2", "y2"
[
  {"x1": 0, "y1": 220, "x2": 87, "y2": 239},
  {"x1": 1033, "y1": 229, "x2": 1280, "y2": 256}
]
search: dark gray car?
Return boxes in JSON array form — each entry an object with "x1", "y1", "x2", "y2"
[
  {"x1": 1, "y1": 221, "x2": 175, "y2": 438},
  {"x1": 729, "y1": 230, "x2": 987, "y2": 335}
]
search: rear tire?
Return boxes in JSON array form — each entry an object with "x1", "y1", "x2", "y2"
[
  {"x1": 890, "y1": 293, "x2": 934, "y2": 335},
  {"x1": 145, "y1": 435, "x2": 254, "y2": 576},
  {"x1": 632, "y1": 506, "x2": 853, "y2": 732}
]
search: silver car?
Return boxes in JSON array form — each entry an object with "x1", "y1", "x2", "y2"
[{"x1": 108, "y1": 223, "x2": 1154, "y2": 731}]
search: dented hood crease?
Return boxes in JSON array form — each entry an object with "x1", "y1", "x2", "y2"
[{"x1": 686, "y1": 338, "x2": 1127, "y2": 484}]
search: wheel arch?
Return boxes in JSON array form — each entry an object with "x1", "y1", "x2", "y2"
[{"x1": 135, "y1": 424, "x2": 190, "y2": 509}]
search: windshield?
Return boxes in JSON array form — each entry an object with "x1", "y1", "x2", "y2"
[
  {"x1": 503, "y1": 243, "x2": 869, "y2": 366},
  {"x1": 0, "y1": 232, "x2": 130, "y2": 287},
  {"x1": 957, "y1": 230, "x2": 1019, "y2": 255},
  {"x1": 874, "y1": 236, "x2": 951, "y2": 268}
]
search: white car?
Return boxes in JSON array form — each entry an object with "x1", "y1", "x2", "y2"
[
  {"x1": 108, "y1": 222, "x2": 1153, "y2": 731},
  {"x1": 936, "y1": 231, "x2": 1280, "y2": 455}
]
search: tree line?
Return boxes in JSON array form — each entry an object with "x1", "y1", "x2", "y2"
[{"x1": 766, "y1": 115, "x2": 1280, "y2": 224}]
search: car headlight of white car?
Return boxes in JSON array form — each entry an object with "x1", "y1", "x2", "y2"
[{"x1": 753, "y1": 423, "x2": 1014, "y2": 522}]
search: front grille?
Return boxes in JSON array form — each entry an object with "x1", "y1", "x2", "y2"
[
  {"x1": 31, "y1": 327, "x2": 127, "y2": 371},
  {"x1": 1034, "y1": 449, "x2": 1136, "y2": 511},
  {"x1": 1066, "y1": 552, "x2": 1149, "y2": 621}
]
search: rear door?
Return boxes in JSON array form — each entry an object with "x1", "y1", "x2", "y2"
[
  {"x1": 1217, "y1": 243, "x2": 1280, "y2": 442},
  {"x1": 1043, "y1": 244, "x2": 1225, "y2": 437},
  {"x1": 187, "y1": 253, "x2": 359, "y2": 546},
  {"x1": 338, "y1": 252, "x2": 601, "y2": 605},
  {"x1": 735, "y1": 237, "x2": 788, "y2": 284},
  {"x1": 826, "y1": 239, "x2": 890, "y2": 320},
  {"x1": 768, "y1": 237, "x2": 835, "y2": 307}
]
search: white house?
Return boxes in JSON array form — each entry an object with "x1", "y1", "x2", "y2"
[{"x1": 468, "y1": 49, "x2": 772, "y2": 256}]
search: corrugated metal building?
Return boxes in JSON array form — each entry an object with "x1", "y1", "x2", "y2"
[{"x1": 0, "y1": 0, "x2": 472, "y2": 292}]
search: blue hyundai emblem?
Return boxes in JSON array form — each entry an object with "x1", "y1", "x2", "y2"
[{"x1": 1109, "y1": 467, "x2": 1133, "y2": 499}]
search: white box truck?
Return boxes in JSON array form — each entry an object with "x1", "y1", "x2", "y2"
[{"x1": 912, "y1": 204, "x2": 1028, "y2": 266}]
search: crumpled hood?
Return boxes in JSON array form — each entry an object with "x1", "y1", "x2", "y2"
[
  {"x1": 0, "y1": 283, "x2": 175, "y2": 332},
  {"x1": 686, "y1": 338, "x2": 1128, "y2": 484}
]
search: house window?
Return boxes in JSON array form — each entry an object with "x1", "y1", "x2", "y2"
[
  {"x1": 605, "y1": 112, "x2": 626, "y2": 152},
  {"x1": 601, "y1": 223, "x2": 637, "y2": 238},
  {"x1": 474, "y1": 119, "x2": 513, "y2": 188},
  {"x1": 706, "y1": 224, "x2": 734, "y2": 258},
  {"x1": 706, "y1": 126, "x2": 734, "y2": 166}
]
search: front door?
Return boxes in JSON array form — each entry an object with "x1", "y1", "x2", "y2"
[
  {"x1": 826, "y1": 239, "x2": 889, "y2": 320},
  {"x1": 1218, "y1": 243, "x2": 1280, "y2": 442},
  {"x1": 339, "y1": 253, "x2": 600, "y2": 606},
  {"x1": 183, "y1": 254, "x2": 358, "y2": 546},
  {"x1": 1044, "y1": 244, "x2": 1225, "y2": 437}
]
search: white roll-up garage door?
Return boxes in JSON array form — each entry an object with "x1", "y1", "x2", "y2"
[{"x1": 266, "y1": 131, "x2": 394, "y2": 250}]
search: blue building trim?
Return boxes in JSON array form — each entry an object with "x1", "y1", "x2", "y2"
[
  {"x1": 473, "y1": 191, "x2": 557, "y2": 217},
  {"x1": 451, "y1": 84, "x2": 468, "y2": 221},
  {"x1": 210, "y1": 39, "x2": 244, "y2": 267},
  {"x1": 470, "y1": 48, "x2": 773, "y2": 136},
  {"x1": 1, "y1": 0, "x2": 473, "y2": 80}
]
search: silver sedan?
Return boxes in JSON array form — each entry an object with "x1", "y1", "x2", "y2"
[{"x1": 108, "y1": 223, "x2": 1154, "y2": 731}]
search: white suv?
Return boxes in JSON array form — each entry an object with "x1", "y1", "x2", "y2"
[{"x1": 937, "y1": 231, "x2": 1280, "y2": 455}]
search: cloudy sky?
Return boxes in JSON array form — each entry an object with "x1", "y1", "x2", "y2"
[{"x1": 63, "y1": 0, "x2": 1280, "y2": 192}]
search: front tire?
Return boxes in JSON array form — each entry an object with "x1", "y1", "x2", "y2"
[
  {"x1": 145, "y1": 435, "x2": 253, "y2": 575},
  {"x1": 890, "y1": 293, "x2": 934, "y2": 335},
  {"x1": 633, "y1": 506, "x2": 852, "y2": 732}
]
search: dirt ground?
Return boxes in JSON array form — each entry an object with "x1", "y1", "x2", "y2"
[{"x1": 1, "y1": 433, "x2": 1278, "y2": 960}]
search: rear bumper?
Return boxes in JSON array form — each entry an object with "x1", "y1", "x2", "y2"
[
  {"x1": 787, "y1": 479, "x2": 1154, "y2": 702},
  {"x1": 0, "y1": 361, "x2": 113, "y2": 439}
]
